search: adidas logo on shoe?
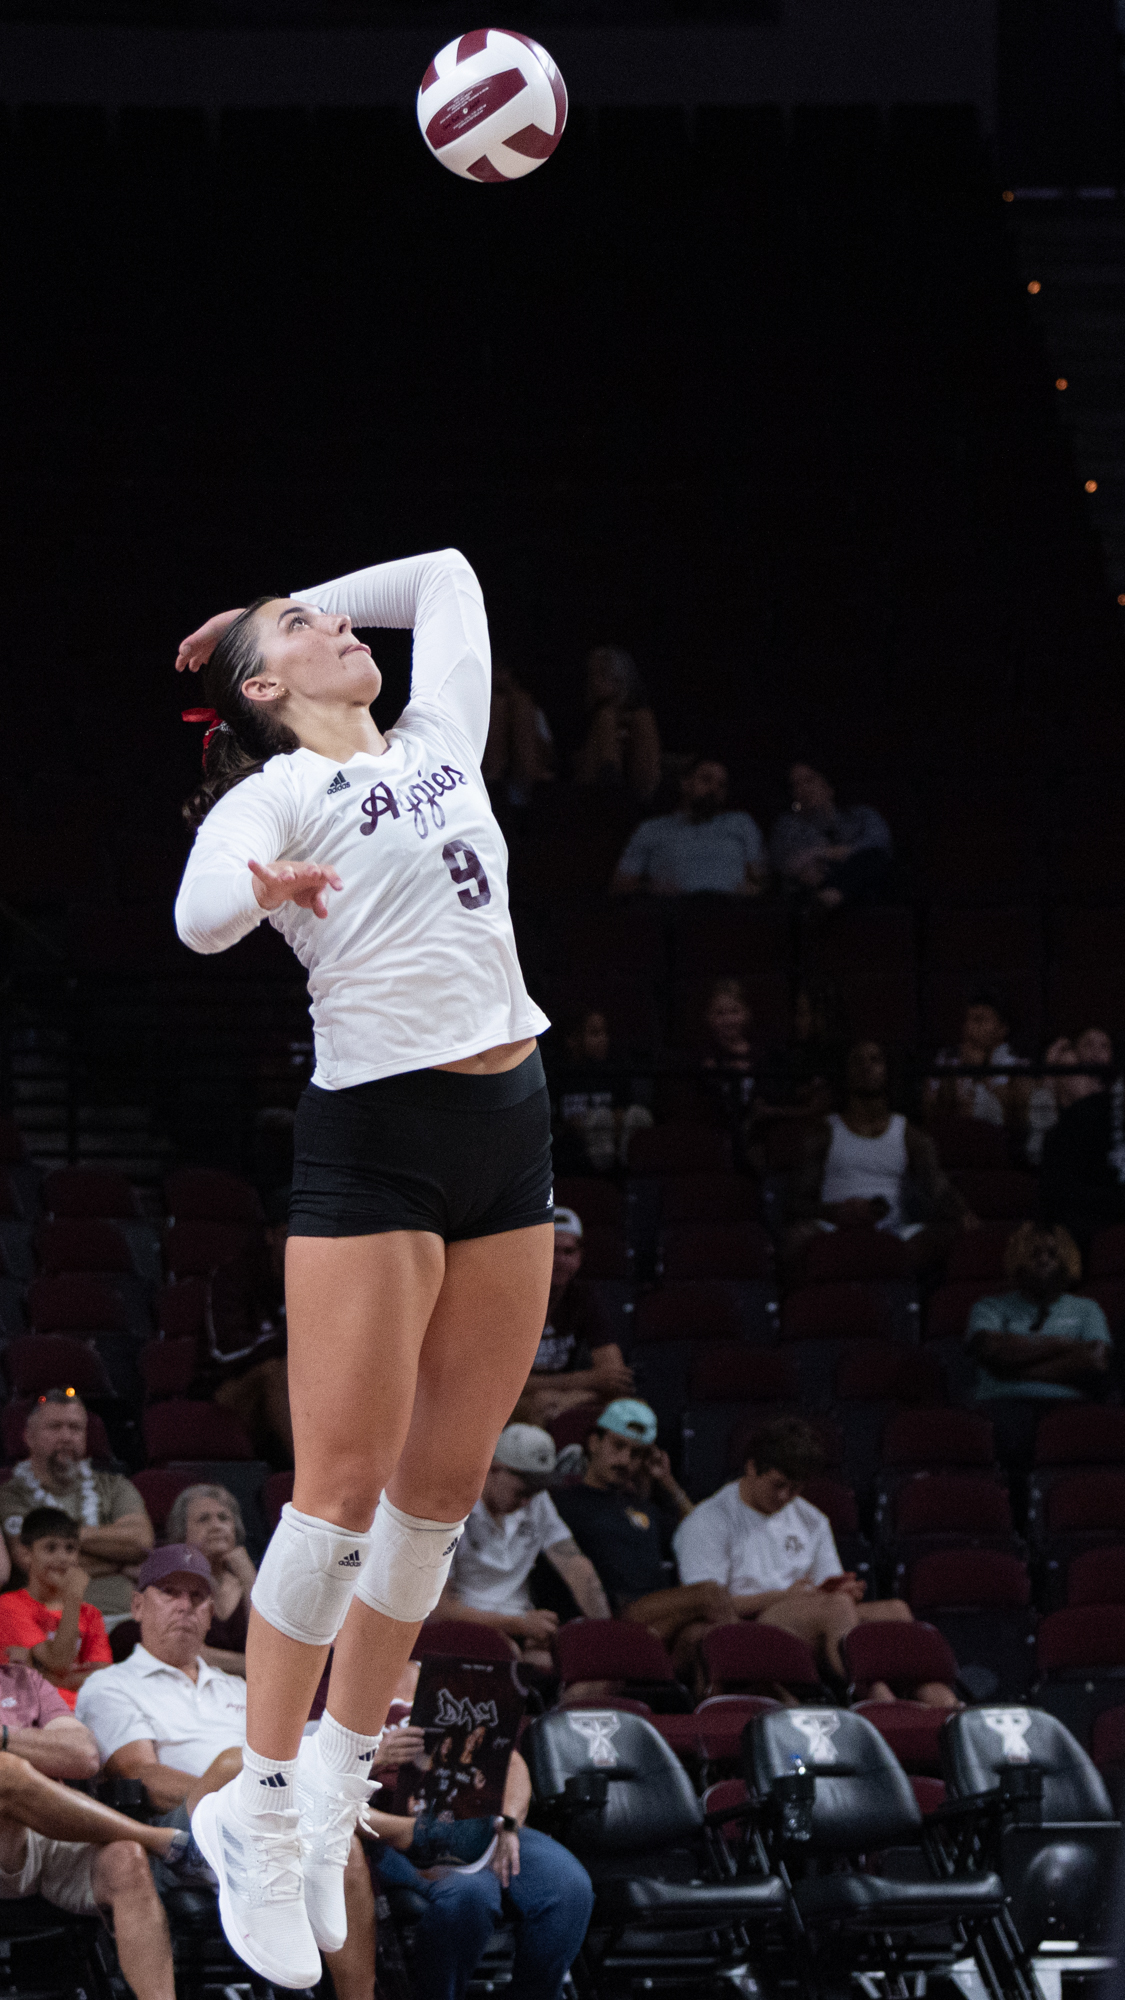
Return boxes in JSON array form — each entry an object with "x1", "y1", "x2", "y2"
[
  {"x1": 327, "y1": 771, "x2": 351, "y2": 795},
  {"x1": 259, "y1": 1772, "x2": 289, "y2": 1790},
  {"x1": 337, "y1": 1550, "x2": 363, "y2": 1568}
]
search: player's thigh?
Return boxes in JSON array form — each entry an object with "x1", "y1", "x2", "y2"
[
  {"x1": 286, "y1": 1231, "x2": 446, "y2": 1517},
  {"x1": 390, "y1": 1224, "x2": 553, "y2": 1518}
]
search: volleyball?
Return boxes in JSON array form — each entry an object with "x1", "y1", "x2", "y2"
[{"x1": 417, "y1": 29, "x2": 568, "y2": 183}]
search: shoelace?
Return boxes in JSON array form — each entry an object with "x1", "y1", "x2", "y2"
[
  {"x1": 303, "y1": 1788, "x2": 363, "y2": 1869},
  {"x1": 242, "y1": 1821, "x2": 306, "y2": 1905}
]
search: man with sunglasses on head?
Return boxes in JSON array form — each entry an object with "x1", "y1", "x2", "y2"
[
  {"x1": 0, "y1": 1391, "x2": 153, "y2": 1619},
  {"x1": 552, "y1": 1400, "x2": 734, "y2": 1682}
]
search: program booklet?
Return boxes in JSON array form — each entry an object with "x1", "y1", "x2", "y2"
[{"x1": 392, "y1": 1655, "x2": 527, "y2": 1821}]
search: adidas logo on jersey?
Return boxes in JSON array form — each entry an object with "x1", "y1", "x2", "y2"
[
  {"x1": 337, "y1": 1550, "x2": 363, "y2": 1568},
  {"x1": 327, "y1": 771, "x2": 351, "y2": 795}
]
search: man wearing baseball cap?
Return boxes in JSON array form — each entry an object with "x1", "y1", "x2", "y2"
[
  {"x1": 77, "y1": 1545, "x2": 376, "y2": 2000},
  {"x1": 512, "y1": 1209, "x2": 635, "y2": 1430},
  {"x1": 435, "y1": 1425, "x2": 611, "y2": 1669},
  {"x1": 553, "y1": 1401, "x2": 736, "y2": 1685}
]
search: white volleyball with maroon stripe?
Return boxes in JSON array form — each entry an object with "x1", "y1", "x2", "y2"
[{"x1": 417, "y1": 29, "x2": 567, "y2": 182}]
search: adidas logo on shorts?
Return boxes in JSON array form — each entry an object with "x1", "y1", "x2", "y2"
[
  {"x1": 338, "y1": 1549, "x2": 363, "y2": 1567},
  {"x1": 327, "y1": 771, "x2": 351, "y2": 795}
]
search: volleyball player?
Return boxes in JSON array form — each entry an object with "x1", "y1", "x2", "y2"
[{"x1": 172, "y1": 551, "x2": 554, "y2": 1987}]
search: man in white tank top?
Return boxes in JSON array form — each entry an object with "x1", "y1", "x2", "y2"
[{"x1": 782, "y1": 1041, "x2": 978, "y2": 1276}]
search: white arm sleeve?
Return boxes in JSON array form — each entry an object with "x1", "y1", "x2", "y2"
[
  {"x1": 174, "y1": 767, "x2": 298, "y2": 955},
  {"x1": 293, "y1": 549, "x2": 491, "y2": 764}
]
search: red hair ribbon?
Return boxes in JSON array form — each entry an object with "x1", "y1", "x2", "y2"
[{"x1": 182, "y1": 706, "x2": 227, "y2": 765}]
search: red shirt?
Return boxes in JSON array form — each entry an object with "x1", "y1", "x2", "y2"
[{"x1": 0, "y1": 1590, "x2": 112, "y2": 1710}]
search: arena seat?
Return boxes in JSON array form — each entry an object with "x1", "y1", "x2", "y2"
[
  {"x1": 138, "y1": 1338, "x2": 198, "y2": 1402},
  {"x1": 685, "y1": 1344, "x2": 796, "y2": 1404},
  {"x1": 627, "y1": 1125, "x2": 733, "y2": 1176},
  {"x1": 795, "y1": 1228, "x2": 913, "y2": 1285},
  {"x1": 35, "y1": 1218, "x2": 135, "y2": 1277},
  {"x1": 701, "y1": 1622, "x2": 826, "y2": 1700},
  {"x1": 944, "y1": 1224, "x2": 1017, "y2": 1283},
  {"x1": 632, "y1": 1282, "x2": 754, "y2": 1345},
  {"x1": 0, "y1": 1897, "x2": 117, "y2": 2000},
  {"x1": 1032, "y1": 1605, "x2": 1125, "y2": 1749},
  {"x1": 780, "y1": 1282, "x2": 890, "y2": 1343},
  {"x1": 42, "y1": 1169, "x2": 142, "y2": 1220},
  {"x1": 842, "y1": 1620, "x2": 959, "y2": 1702},
  {"x1": 745, "y1": 1707, "x2": 1017, "y2": 1997},
  {"x1": 657, "y1": 1223, "x2": 772, "y2": 1282},
  {"x1": 877, "y1": 1473, "x2": 1019, "y2": 1576},
  {"x1": 161, "y1": 1220, "x2": 261, "y2": 1281},
  {"x1": 940, "y1": 1706, "x2": 1119, "y2": 1956},
  {"x1": 657, "y1": 1175, "x2": 761, "y2": 1226},
  {"x1": 923, "y1": 1117, "x2": 1011, "y2": 1172},
  {"x1": 0, "y1": 1173, "x2": 23, "y2": 1220},
  {"x1": 834, "y1": 1343, "x2": 945, "y2": 1403},
  {"x1": 632, "y1": 1280, "x2": 775, "y2": 1432},
  {"x1": 155, "y1": 1278, "x2": 208, "y2": 1340},
  {"x1": 924, "y1": 1278, "x2": 1002, "y2": 1341},
  {"x1": 3, "y1": 1335, "x2": 115, "y2": 1402},
  {"x1": 552, "y1": 1177, "x2": 624, "y2": 1226},
  {"x1": 260, "y1": 1468, "x2": 294, "y2": 1532},
  {"x1": 851, "y1": 1701, "x2": 947, "y2": 1774},
  {"x1": 1065, "y1": 1545, "x2": 1125, "y2": 1607},
  {"x1": 142, "y1": 1398, "x2": 255, "y2": 1465},
  {"x1": 1027, "y1": 1468, "x2": 1125, "y2": 1560},
  {"x1": 131, "y1": 1467, "x2": 200, "y2": 1536},
  {"x1": 905, "y1": 1549, "x2": 1036, "y2": 1698},
  {"x1": 1033, "y1": 1404, "x2": 1125, "y2": 1467},
  {"x1": 573, "y1": 1224, "x2": 630, "y2": 1280},
  {"x1": 525, "y1": 1707, "x2": 788, "y2": 1991},
  {"x1": 881, "y1": 1407, "x2": 996, "y2": 1469},
  {"x1": 553, "y1": 1619, "x2": 693, "y2": 1713},
  {"x1": 412, "y1": 1621, "x2": 515, "y2": 1663},
  {"x1": 162, "y1": 1168, "x2": 265, "y2": 1227},
  {"x1": 948, "y1": 1171, "x2": 1039, "y2": 1222},
  {"x1": 26, "y1": 1274, "x2": 131, "y2": 1334}
]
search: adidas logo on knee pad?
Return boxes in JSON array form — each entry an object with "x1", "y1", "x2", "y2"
[{"x1": 337, "y1": 1550, "x2": 364, "y2": 1568}]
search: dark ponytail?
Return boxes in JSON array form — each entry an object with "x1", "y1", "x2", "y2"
[{"x1": 182, "y1": 596, "x2": 302, "y2": 829}]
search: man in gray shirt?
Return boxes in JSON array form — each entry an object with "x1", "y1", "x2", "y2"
[
  {"x1": 769, "y1": 763, "x2": 892, "y2": 909},
  {"x1": 612, "y1": 759, "x2": 766, "y2": 897}
]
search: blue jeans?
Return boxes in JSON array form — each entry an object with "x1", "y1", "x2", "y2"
[{"x1": 375, "y1": 1827, "x2": 594, "y2": 2000}]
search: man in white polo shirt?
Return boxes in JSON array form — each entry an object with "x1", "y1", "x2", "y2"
[
  {"x1": 674, "y1": 1418, "x2": 938, "y2": 1688},
  {"x1": 77, "y1": 1543, "x2": 376, "y2": 2000},
  {"x1": 435, "y1": 1425, "x2": 611, "y2": 1669}
]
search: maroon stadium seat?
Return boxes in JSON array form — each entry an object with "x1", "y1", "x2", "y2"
[
  {"x1": 553, "y1": 1618, "x2": 686, "y2": 1703},
  {"x1": 1, "y1": 1400, "x2": 111, "y2": 1463},
  {"x1": 1067, "y1": 1546, "x2": 1125, "y2": 1607},
  {"x1": 138, "y1": 1339, "x2": 199, "y2": 1402},
  {"x1": 1091, "y1": 1704, "x2": 1125, "y2": 1770},
  {"x1": 944, "y1": 1225, "x2": 1017, "y2": 1283},
  {"x1": 261, "y1": 1470, "x2": 294, "y2": 1533},
  {"x1": 908, "y1": 1548, "x2": 1030, "y2": 1612},
  {"x1": 574, "y1": 1226, "x2": 630, "y2": 1280},
  {"x1": 412, "y1": 1621, "x2": 515, "y2": 1664},
  {"x1": 1034, "y1": 1406, "x2": 1125, "y2": 1467},
  {"x1": 0, "y1": 1176, "x2": 21, "y2": 1220},
  {"x1": 131, "y1": 1467, "x2": 200, "y2": 1535},
  {"x1": 842, "y1": 1620, "x2": 958, "y2": 1699},
  {"x1": 1037, "y1": 1605, "x2": 1125, "y2": 1673},
  {"x1": 701, "y1": 1622, "x2": 823, "y2": 1699},
  {"x1": 163, "y1": 1169, "x2": 265, "y2": 1228},
  {"x1": 798, "y1": 1229, "x2": 912, "y2": 1285},
  {"x1": 546, "y1": 1402, "x2": 602, "y2": 1452},
  {"x1": 686, "y1": 1344, "x2": 797, "y2": 1403},
  {"x1": 4, "y1": 1336, "x2": 114, "y2": 1401},
  {"x1": 882, "y1": 1409, "x2": 996, "y2": 1468},
  {"x1": 1088, "y1": 1227, "x2": 1125, "y2": 1279},
  {"x1": 925, "y1": 1281, "x2": 1002, "y2": 1341},
  {"x1": 627, "y1": 1126, "x2": 733, "y2": 1176},
  {"x1": 801, "y1": 1477, "x2": 860, "y2": 1537},
  {"x1": 852, "y1": 1701, "x2": 947, "y2": 1774},
  {"x1": 834, "y1": 1344, "x2": 944, "y2": 1403},
  {"x1": 142, "y1": 1399, "x2": 255, "y2": 1466},
  {"x1": 42, "y1": 1170, "x2": 141, "y2": 1221},
  {"x1": 155, "y1": 1280, "x2": 209, "y2": 1340},
  {"x1": 911, "y1": 1775, "x2": 948, "y2": 1813},
  {"x1": 27, "y1": 1276, "x2": 130, "y2": 1334},
  {"x1": 35, "y1": 1220, "x2": 134, "y2": 1276},
  {"x1": 1046, "y1": 1473, "x2": 1125, "y2": 1536},
  {"x1": 0, "y1": 1121, "x2": 28, "y2": 1164},
  {"x1": 892, "y1": 1476, "x2": 1012, "y2": 1538},
  {"x1": 923, "y1": 1118, "x2": 1011, "y2": 1172},
  {"x1": 659, "y1": 1176, "x2": 760, "y2": 1226},
  {"x1": 633, "y1": 1284, "x2": 744, "y2": 1345},
  {"x1": 780, "y1": 1283, "x2": 888, "y2": 1343},
  {"x1": 658, "y1": 1224, "x2": 772, "y2": 1282},
  {"x1": 948, "y1": 1172, "x2": 1039, "y2": 1222},
  {"x1": 658, "y1": 1696, "x2": 781, "y2": 1763},
  {"x1": 552, "y1": 1178, "x2": 624, "y2": 1227},
  {"x1": 162, "y1": 1221, "x2": 259, "y2": 1280}
]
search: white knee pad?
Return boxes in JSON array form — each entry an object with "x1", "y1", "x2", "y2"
[
  {"x1": 353, "y1": 1493, "x2": 467, "y2": 1624},
  {"x1": 250, "y1": 1503, "x2": 372, "y2": 1647}
]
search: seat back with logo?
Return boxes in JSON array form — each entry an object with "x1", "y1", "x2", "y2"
[
  {"x1": 941, "y1": 1707, "x2": 1112, "y2": 1822},
  {"x1": 523, "y1": 1708, "x2": 703, "y2": 1856},
  {"x1": 748, "y1": 1707, "x2": 921, "y2": 1853}
]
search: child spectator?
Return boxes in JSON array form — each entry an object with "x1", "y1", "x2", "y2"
[
  {"x1": 965, "y1": 1222, "x2": 1111, "y2": 1467},
  {"x1": 0, "y1": 1507, "x2": 112, "y2": 1709},
  {"x1": 926, "y1": 989, "x2": 1030, "y2": 1131}
]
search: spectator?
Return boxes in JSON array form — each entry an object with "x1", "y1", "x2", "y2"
[
  {"x1": 611, "y1": 758, "x2": 766, "y2": 898},
  {"x1": 1025, "y1": 1028, "x2": 1113, "y2": 1165},
  {"x1": 784, "y1": 1039, "x2": 976, "y2": 1275},
  {"x1": 211, "y1": 1199, "x2": 293, "y2": 1467},
  {"x1": 0, "y1": 1391, "x2": 154, "y2": 1618},
  {"x1": 0, "y1": 1655, "x2": 206, "y2": 2000},
  {"x1": 481, "y1": 659, "x2": 554, "y2": 809},
  {"x1": 550, "y1": 1015, "x2": 654, "y2": 1176},
  {"x1": 553, "y1": 1401, "x2": 735, "y2": 1684},
  {"x1": 77, "y1": 1543, "x2": 375, "y2": 2000},
  {"x1": 753, "y1": 977, "x2": 850, "y2": 1140},
  {"x1": 1041, "y1": 1039, "x2": 1125, "y2": 1241},
  {"x1": 926, "y1": 988, "x2": 1030, "y2": 1131},
  {"x1": 435, "y1": 1426, "x2": 611, "y2": 1670},
  {"x1": 164, "y1": 1484, "x2": 257, "y2": 1676},
  {"x1": 512, "y1": 1211, "x2": 634, "y2": 1430},
  {"x1": 362, "y1": 1658, "x2": 593, "y2": 2000},
  {"x1": 673, "y1": 1418, "x2": 956, "y2": 1699},
  {"x1": 0, "y1": 1507, "x2": 111, "y2": 1709},
  {"x1": 768, "y1": 763, "x2": 892, "y2": 908},
  {"x1": 965, "y1": 1223, "x2": 1111, "y2": 1467},
  {"x1": 573, "y1": 645, "x2": 661, "y2": 802}
]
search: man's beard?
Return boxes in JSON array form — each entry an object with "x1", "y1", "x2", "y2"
[{"x1": 44, "y1": 1452, "x2": 79, "y2": 1484}]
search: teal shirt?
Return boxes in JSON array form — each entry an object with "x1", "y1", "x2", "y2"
[{"x1": 966, "y1": 1290, "x2": 1111, "y2": 1401}]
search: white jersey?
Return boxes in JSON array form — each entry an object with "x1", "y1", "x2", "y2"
[{"x1": 175, "y1": 550, "x2": 550, "y2": 1089}]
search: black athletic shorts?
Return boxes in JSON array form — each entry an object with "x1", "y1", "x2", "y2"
[{"x1": 288, "y1": 1046, "x2": 554, "y2": 1242}]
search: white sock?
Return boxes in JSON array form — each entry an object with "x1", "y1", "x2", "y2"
[
  {"x1": 239, "y1": 1744, "x2": 299, "y2": 1817},
  {"x1": 315, "y1": 1710, "x2": 382, "y2": 1779}
]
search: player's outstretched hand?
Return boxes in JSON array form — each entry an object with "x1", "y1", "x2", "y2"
[
  {"x1": 175, "y1": 608, "x2": 245, "y2": 673},
  {"x1": 249, "y1": 859, "x2": 343, "y2": 920}
]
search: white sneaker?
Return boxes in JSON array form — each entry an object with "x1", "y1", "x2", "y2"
[
  {"x1": 191, "y1": 1776, "x2": 321, "y2": 1991},
  {"x1": 295, "y1": 1736, "x2": 374, "y2": 1954}
]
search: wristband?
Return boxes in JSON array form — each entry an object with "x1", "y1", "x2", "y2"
[
  {"x1": 2, "y1": 1727, "x2": 8, "y2": 1752},
  {"x1": 495, "y1": 1814, "x2": 518, "y2": 1834}
]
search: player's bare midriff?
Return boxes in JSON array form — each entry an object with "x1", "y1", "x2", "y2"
[{"x1": 432, "y1": 1037, "x2": 538, "y2": 1076}]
